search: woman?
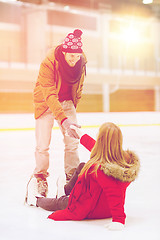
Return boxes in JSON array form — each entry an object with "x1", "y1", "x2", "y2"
[{"x1": 27, "y1": 122, "x2": 140, "y2": 230}]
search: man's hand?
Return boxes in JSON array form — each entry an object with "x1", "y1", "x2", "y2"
[
  {"x1": 62, "y1": 119, "x2": 81, "y2": 139},
  {"x1": 70, "y1": 125, "x2": 83, "y2": 139}
]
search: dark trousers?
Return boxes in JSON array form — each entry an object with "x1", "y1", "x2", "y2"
[
  {"x1": 36, "y1": 195, "x2": 69, "y2": 211},
  {"x1": 36, "y1": 162, "x2": 85, "y2": 211}
]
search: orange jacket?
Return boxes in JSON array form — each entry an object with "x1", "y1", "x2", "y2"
[{"x1": 33, "y1": 46, "x2": 87, "y2": 121}]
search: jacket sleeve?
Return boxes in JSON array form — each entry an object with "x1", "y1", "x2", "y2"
[
  {"x1": 96, "y1": 169, "x2": 126, "y2": 224},
  {"x1": 38, "y1": 54, "x2": 67, "y2": 123},
  {"x1": 80, "y1": 134, "x2": 96, "y2": 152}
]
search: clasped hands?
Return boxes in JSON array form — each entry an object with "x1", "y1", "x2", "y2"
[{"x1": 62, "y1": 119, "x2": 82, "y2": 139}]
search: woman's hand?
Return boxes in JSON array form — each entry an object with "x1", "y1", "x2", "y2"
[{"x1": 105, "y1": 222, "x2": 124, "y2": 231}]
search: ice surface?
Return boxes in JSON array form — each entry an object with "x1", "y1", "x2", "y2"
[{"x1": 0, "y1": 112, "x2": 160, "y2": 240}]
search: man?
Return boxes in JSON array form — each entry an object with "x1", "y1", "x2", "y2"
[{"x1": 26, "y1": 29, "x2": 87, "y2": 198}]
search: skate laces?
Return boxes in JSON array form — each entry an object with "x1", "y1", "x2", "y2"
[{"x1": 36, "y1": 176, "x2": 48, "y2": 197}]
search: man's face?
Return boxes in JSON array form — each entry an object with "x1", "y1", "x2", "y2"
[{"x1": 63, "y1": 52, "x2": 82, "y2": 67}]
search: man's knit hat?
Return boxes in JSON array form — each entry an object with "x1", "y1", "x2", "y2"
[{"x1": 62, "y1": 29, "x2": 83, "y2": 53}]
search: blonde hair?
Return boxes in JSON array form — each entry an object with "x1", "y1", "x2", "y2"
[{"x1": 79, "y1": 122, "x2": 129, "y2": 178}]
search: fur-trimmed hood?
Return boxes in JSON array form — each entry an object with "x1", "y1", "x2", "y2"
[{"x1": 100, "y1": 150, "x2": 140, "y2": 182}]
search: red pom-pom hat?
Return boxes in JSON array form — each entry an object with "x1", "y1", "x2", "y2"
[{"x1": 62, "y1": 29, "x2": 83, "y2": 53}]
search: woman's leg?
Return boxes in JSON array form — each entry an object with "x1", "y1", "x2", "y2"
[
  {"x1": 64, "y1": 162, "x2": 85, "y2": 196},
  {"x1": 36, "y1": 195, "x2": 69, "y2": 211}
]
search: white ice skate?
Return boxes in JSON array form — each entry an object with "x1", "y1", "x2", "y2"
[
  {"x1": 25, "y1": 176, "x2": 42, "y2": 207},
  {"x1": 56, "y1": 174, "x2": 66, "y2": 198}
]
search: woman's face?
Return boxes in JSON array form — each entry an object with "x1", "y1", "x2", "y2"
[{"x1": 63, "y1": 52, "x2": 81, "y2": 67}]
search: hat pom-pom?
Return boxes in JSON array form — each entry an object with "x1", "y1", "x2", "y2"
[{"x1": 73, "y1": 29, "x2": 83, "y2": 38}]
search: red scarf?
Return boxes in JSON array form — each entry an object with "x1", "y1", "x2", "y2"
[{"x1": 55, "y1": 45, "x2": 85, "y2": 86}]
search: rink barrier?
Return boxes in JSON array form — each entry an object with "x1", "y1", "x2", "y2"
[{"x1": 0, "y1": 123, "x2": 160, "y2": 131}]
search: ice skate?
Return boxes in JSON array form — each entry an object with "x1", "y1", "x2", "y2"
[
  {"x1": 25, "y1": 175, "x2": 41, "y2": 206},
  {"x1": 34, "y1": 174, "x2": 48, "y2": 197},
  {"x1": 56, "y1": 174, "x2": 66, "y2": 198},
  {"x1": 65, "y1": 168, "x2": 77, "y2": 183}
]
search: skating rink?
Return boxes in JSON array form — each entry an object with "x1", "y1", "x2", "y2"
[{"x1": 0, "y1": 112, "x2": 160, "y2": 240}]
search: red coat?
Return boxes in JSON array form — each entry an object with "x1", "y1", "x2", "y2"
[{"x1": 48, "y1": 134, "x2": 140, "y2": 224}]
